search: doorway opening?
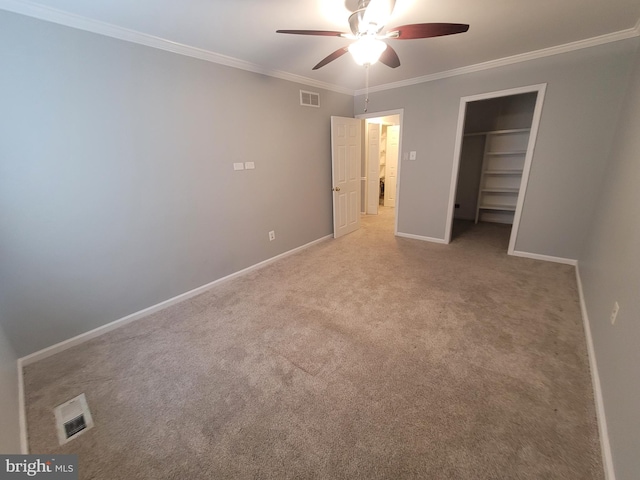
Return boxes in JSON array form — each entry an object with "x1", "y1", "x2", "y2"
[
  {"x1": 446, "y1": 85, "x2": 546, "y2": 253},
  {"x1": 356, "y1": 109, "x2": 403, "y2": 235}
]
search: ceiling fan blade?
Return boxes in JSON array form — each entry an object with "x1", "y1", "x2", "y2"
[
  {"x1": 388, "y1": 23, "x2": 469, "y2": 40},
  {"x1": 276, "y1": 29, "x2": 347, "y2": 37},
  {"x1": 379, "y1": 44, "x2": 400, "y2": 68},
  {"x1": 313, "y1": 47, "x2": 350, "y2": 70}
]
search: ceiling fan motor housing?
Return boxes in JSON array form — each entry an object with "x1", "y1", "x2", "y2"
[{"x1": 349, "y1": 0, "x2": 396, "y2": 36}]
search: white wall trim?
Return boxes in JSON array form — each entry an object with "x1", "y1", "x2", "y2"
[
  {"x1": 507, "y1": 84, "x2": 547, "y2": 255},
  {"x1": 355, "y1": 26, "x2": 640, "y2": 95},
  {"x1": 0, "y1": 0, "x2": 353, "y2": 96},
  {"x1": 19, "y1": 234, "x2": 332, "y2": 367},
  {"x1": 575, "y1": 264, "x2": 616, "y2": 480},
  {"x1": 446, "y1": 99, "x2": 471, "y2": 243},
  {"x1": 3, "y1": 0, "x2": 637, "y2": 98},
  {"x1": 396, "y1": 232, "x2": 447, "y2": 244},
  {"x1": 510, "y1": 250, "x2": 577, "y2": 266},
  {"x1": 17, "y1": 359, "x2": 28, "y2": 454}
]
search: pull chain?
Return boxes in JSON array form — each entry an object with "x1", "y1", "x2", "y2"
[{"x1": 364, "y1": 63, "x2": 370, "y2": 113}]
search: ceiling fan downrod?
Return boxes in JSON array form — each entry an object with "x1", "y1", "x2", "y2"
[
  {"x1": 364, "y1": 64, "x2": 370, "y2": 113},
  {"x1": 349, "y1": 0, "x2": 396, "y2": 37}
]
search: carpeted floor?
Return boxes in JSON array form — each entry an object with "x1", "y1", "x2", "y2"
[{"x1": 24, "y1": 208, "x2": 603, "y2": 479}]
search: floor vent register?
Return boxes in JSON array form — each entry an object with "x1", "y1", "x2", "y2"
[{"x1": 54, "y1": 393, "x2": 94, "y2": 445}]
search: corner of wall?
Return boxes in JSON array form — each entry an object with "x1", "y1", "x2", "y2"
[
  {"x1": 574, "y1": 263, "x2": 616, "y2": 480},
  {"x1": 0, "y1": 321, "x2": 22, "y2": 454},
  {"x1": 17, "y1": 358, "x2": 28, "y2": 454}
]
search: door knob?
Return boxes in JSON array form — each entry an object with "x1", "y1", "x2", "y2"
[{"x1": 333, "y1": 187, "x2": 341, "y2": 192}]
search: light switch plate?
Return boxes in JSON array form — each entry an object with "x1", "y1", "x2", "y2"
[
  {"x1": 409, "y1": 151, "x2": 417, "y2": 160},
  {"x1": 233, "y1": 162, "x2": 244, "y2": 171},
  {"x1": 245, "y1": 162, "x2": 255, "y2": 170}
]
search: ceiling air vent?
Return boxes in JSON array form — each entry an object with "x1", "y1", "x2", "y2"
[
  {"x1": 300, "y1": 90, "x2": 320, "y2": 108},
  {"x1": 54, "y1": 393, "x2": 94, "y2": 445}
]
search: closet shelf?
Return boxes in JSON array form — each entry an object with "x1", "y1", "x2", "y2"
[
  {"x1": 485, "y1": 150, "x2": 527, "y2": 156},
  {"x1": 481, "y1": 187, "x2": 519, "y2": 193},
  {"x1": 475, "y1": 128, "x2": 530, "y2": 224},
  {"x1": 483, "y1": 169, "x2": 523, "y2": 175},
  {"x1": 478, "y1": 204, "x2": 517, "y2": 211},
  {"x1": 464, "y1": 128, "x2": 531, "y2": 137}
]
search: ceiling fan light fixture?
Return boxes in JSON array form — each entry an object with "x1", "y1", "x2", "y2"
[
  {"x1": 348, "y1": 37, "x2": 388, "y2": 66},
  {"x1": 276, "y1": 0, "x2": 469, "y2": 71}
]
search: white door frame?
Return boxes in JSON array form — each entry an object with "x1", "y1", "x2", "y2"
[
  {"x1": 356, "y1": 109, "x2": 404, "y2": 236},
  {"x1": 445, "y1": 84, "x2": 547, "y2": 254}
]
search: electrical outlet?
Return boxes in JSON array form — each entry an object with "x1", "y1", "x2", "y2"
[
  {"x1": 610, "y1": 301, "x2": 619, "y2": 325},
  {"x1": 268, "y1": 230, "x2": 275, "y2": 241}
]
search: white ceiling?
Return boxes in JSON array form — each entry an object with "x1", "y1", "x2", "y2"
[{"x1": 3, "y1": 0, "x2": 640, "y2": 92}]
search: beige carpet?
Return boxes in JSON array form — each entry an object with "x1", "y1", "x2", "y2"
[{"x1": 24, "y1": 208, "x2": 603, "y2": 479}]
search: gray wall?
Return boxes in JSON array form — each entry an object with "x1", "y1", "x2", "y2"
[
  {"x1": 0, "y1": 11, "x2": 353, "y2": 356},
  {"x1": 454, "y1": 135, "x2": 484, "y2": 220},
  {"x1": 464, "y1": 93, "x2": 537, "y2": 134},
  {"x1": 579, "y1": 48, "x2": 640, "y2": 480},
  {"x1": 356, "y1": 38, "x2": 639, "y2": 258},
  {"x1": 0, "y1": 321, "x2": 21, "y2": 453}
]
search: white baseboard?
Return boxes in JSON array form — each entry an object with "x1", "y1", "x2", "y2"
[
  {"x1": 17, "y1": 358, "x2": 28, "y2": 454},
  {"x1": 19, "y1": 234, "x2": 332, "y2": 367},
  {"x1": 510, "y1": 250, "x2": 578, "y2": 265},
  {"x1": 16, "y1": 234, "x2": 330, "y2": 454},
  {"x1": 396, "y1": 231, "x2": 448, "y2": 244},
  {"x1": 575, "y1": 264, "x2": 616, "y2": 480}
]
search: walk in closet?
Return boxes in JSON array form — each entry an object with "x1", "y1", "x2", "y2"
[{"x1": 454, "y1": 93, "x2": 537, "y2": 225}]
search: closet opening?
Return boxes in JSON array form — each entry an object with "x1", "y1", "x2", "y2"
[{"x1": 447, "y1": 85, "x2": 546, "y2": 254}]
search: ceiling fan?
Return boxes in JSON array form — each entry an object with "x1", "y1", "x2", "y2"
[{"x1": 276, "y1": 0, "x2": 469, "y2": 70}]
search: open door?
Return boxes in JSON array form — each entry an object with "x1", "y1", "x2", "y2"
[
  {"x1": 384, "y1": 125, "x2": 399, "y2": 207},
  {"x1": 366, "y1": 122, "x2": 381, "y2": 215},
  {"x1": 331, "y1": 116, "x2": 361, "y2": 238}
]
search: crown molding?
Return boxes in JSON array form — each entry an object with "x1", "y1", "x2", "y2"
[
  {"x1": 356, "y1": 23, "x2": 640, "y2": 95},
  {"x1": 2, "y1": 0, "x2": 638, "y2": 98},
  {"x1": 0, "y1": 0, "x2": 355, "y2": 96}
]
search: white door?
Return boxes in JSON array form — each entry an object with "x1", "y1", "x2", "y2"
[
  {"x1": 366, "y1": 122, "x2": 381, "y2": 214},
  {"x1": 331, "y1": 116, "x2": 361, "y2": 238},
  {"x1": 384, "y1": 125, "x2": 399, "y2": 207}
]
